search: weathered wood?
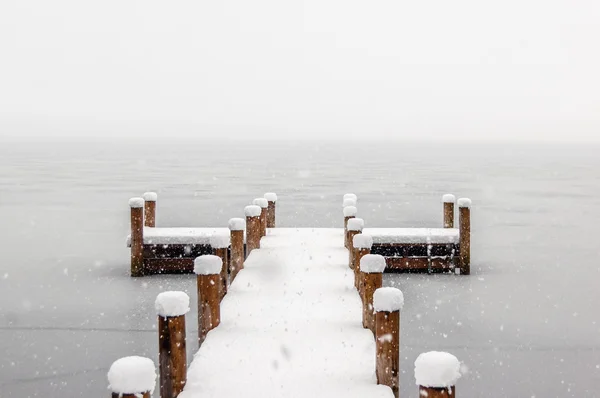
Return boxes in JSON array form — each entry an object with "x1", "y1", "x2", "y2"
[
  {"x1": 343, "y1": 215, "x2": 355, "y2": 248},
  {"x1": 260, "y1": 207, "x2": 267, "y2": 237},
  {"x1": 143, "y1": 244, "x2": 212, "y2": 259},
  {"x1": 419, "y1": 386, "x2": 456, "y2": 397},
  {"x1": 459, "y1": 205, "x2": 471, "y2": 275},
  {"x1": 230, "y1": 230, "x2": 244, "y2": 282},
  {"x1": 197, "y1": 274, "x2": 221, "y2": 346},
  {"x1": 384, "y1": 257, "x2": 453, "y2": 272},
  {"x1": 144, "y1": 258, "x2": 194, "y2": 274},
  {"x1": 443, "y1": 202, "x2": 454, "y2": 228},
  {"x1": 246, "y1": 215, "x2": 261, "y2": 256},
  {"x1": 130, "y1": 206, "x2": 144, "y2": 277},
  {"x1": 112, "y1": 393, "x2": 150, "y2": 398},
  {"x1": 376, "y1": 310, "x2": 400, "y2": 398},
  {"x1": 348, "y1": 231, "x2": 361, "y2": 269},
  {"x1": 361, "y1": 272, "x2": 382, "y2": 333},
  {"x1": 213, "y1": 247, "x2": 229, "y2": 299},
  {"x1": 354, "y1": 248, "x2": 370, "y2": 291},
  {"x1": 144, "y1": 201, "x2": 156, "y2": 227},
  {"x1": 371, "y1": 243, "x2": 457, "y2": 258},
  {"x1": 266, "y1": 200, "x2": 276, "y2": 228},
  {"x1": 158, "y1": 315, "x2": 187, "y2": 398}
]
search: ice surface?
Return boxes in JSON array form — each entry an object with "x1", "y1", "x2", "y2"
[
  {"x1": 360, "y1": 254, "x2": 386, "y2": 273},
  {"x1": 362, "y1": 228, "x2": 459, "y2": 244},
  {"x1": 155, "y1": 291, "x2": 190, "y2": 318},
  {"x1": 194, "y1": 255, "x2": 222, "y2": 275},
  {"x1": 414, "y1": 351, "x2": 461, "y2": 388},
  {"x1": 253, "y1": 198, "x2": 268, "y2": 208},
  {"x1": 442, "y1": 194, "x2": 455, "y2": 203},
  {"x1": 343, "y1": 198, "x2": 357, "y2": 208},
  {"x1": 228, "y1": 218, "x2": 245, "y2": 231},
  {"x1": 209, "y1": 233, "x2": 230, "y2": 248},
  {"x1": 458, "y1": 198, "x2": 471, "y2": 208},
  {"x1": 245, "y1": 205, "x2": 262, "y2": 217},
  {"x1": 107, "y1": 356, "x2": 156, "y2": 394},
  {"x1": 128, "y1": 197, "x2": 144, "y2": 208},
  {"x1": 347, "y1": 218, "x2": 364, "y2": 231},
  {"x1": 343, "y1": 206, "x2": 357, "y2": 217},
  {"x1": 143, "y1": 192, "x2": 157, "y2": 202},
  {"x1": 373, "y1": 287, "x2": 404, "y2": 312},
  {"x1": 264, "y1": 192, "x2": 278, "y2": 202},
  {"x1": 353, "y1": 234, "x2": 373, "y2": 249}
]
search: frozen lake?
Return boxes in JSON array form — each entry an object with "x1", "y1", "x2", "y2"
[{"x1": 1, "y1": 139, "x2": 599, "y2": 397}]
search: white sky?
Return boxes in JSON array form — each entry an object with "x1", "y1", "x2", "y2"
[{"x1": 1, "y1": 0, "x2": 599, "y2": 141}]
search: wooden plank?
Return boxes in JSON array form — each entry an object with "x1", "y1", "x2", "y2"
[
  {"x1": 143, "y1": 244, "x2": 212, "y2": 259},
  {"x1": 144, "y1": 258, "x2": 195, "y2": 274},
  {"x1": 372, "y1": 243, "x2": 457, "y2": 257},
  {"x1": 384, "y1": 257, "x2": 454, "y2": 273}
]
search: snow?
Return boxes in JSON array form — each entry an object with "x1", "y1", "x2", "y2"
[
  {"x1": 343, "y1": 198, "x2": 357, "y2": 208},
  {"x1": 193, "y1": 255, "x2": 223, "y2": 275},
  {"x1": 343, "y1": 206, "x2": 357, "y2": 217},
  {"x1": 209, "y1": 233, "x2": 230, "y2": 248},
  {"x1": 228, "y1": 218, "x2": 245, "y2": 231},
  {"x1": 442, "y1": 194, "x2": 455, "y2": 203},
  {"x1": 155, "y1": 291, "x2": 190, "y2": 318},
  {"x1": 143, "y1": 192, "x2": 157, "y2": 202},
  {"x1": 414, "y1": 351, "x2": 461, "y2": 388},
  {"x1": 458, "y1": 198, "x2": 472, "y2": 208},
  {"x1": 373, "y1": 287, "x2": 404, "y2": 312},
  {"x1": 353, "y1": 234, "x2": 373, "y2": 249},
  {"x1": 347, "y1": 218, "x2": 364, "y2": 231},
  {"x1": 128, "y1": 197, "x2": 144, "y2": 208},
  {"x1": 107, "y1": 356, "x2": 156, "y2": 394},
  {"x1": 359, "y1": 254, "x2": 386, "y2": 273},
  {"x1": 126, "y1": 227, "x2": 229, "y2": 246},
  {"x1": 245, "y1": 205, "x2": 262, "y2": 217},
  {"x1": 362, "y1": 228, "x2": 459, "y2": 244},
  {"x1": 182, "y1": 228, "x2": 392, "y2": 398},
  {"x1": 344, "y1": 193, "x2": 357, "y2": 201},
  {"x1": 253, "y1": 198, "x2": 269, "y2": 208},
  {"x1": 264, "y1": 192, "x2": 278, "y2": 202}
]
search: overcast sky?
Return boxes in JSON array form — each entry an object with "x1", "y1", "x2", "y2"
[{"x1": 1, "y1": 0, "x2": 599, "y2": 141}]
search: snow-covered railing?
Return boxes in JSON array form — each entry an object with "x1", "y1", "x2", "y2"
[
  {"x1": 414, "y1": 351, "x2": 462, "y2": 397},
  {"x1": 107, "y1": 356, "x2": 156, "y2": 398}
]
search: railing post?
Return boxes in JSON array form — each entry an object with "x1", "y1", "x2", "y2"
[
  {"x1": 359, "y1": 254, "x2": 386, "y2": 333},
  {"x1": 414, "y1": 351, "x2": 462, "y2": 397},
  {"x1": 374, "y1": 287, "x2": 404, "y2": 398},
  {"x1": 129, "y1": 197, "x2": 144, "y2": 277},
  {"x1": 210, "y1": 234, "x2": 230, "y2": 300},
  {"x1": 228, "y1": 218, "x2": 245, "y2": 283},
  {"x1": 347, "y1": 218, "x2": 364, "y2": 268},
  {"x1": 343, "y1": 206, "x2": 357, "y2": 248},
  {"x1": 253, "y1": 198, "x2": 269, "y2": 237},
  {"x1": 458, "y1": 198, "x2": 471, "y2": 275},
  {"x1": 245, "y1": 205, "x2": 262, "y2": 256},
  {"x1": 194, "y1": 255, "x2": 222, "y2": 346},
  {"x1": 107, "y1": 356, "x2": 156, "y2": 398},
  {"x1": 264, "y1": 193, "x2": 278, "y2": 228},
  {"x1": 442, "y1": 194, "x2": 455, "y2": 228},
  {"x1": 143, "y1": 192, "x2": 157, "y2": 227},
  {"x1": 155, "y1": 291, "x2": 189, "y2": 398},
  {"x1": 352, "y1": 234, "x2": 373, "y2": 291}
]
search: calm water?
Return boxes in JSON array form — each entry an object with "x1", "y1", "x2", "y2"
[{"x1": 0, "y1": 139, "x2": 599, "y2": 397}]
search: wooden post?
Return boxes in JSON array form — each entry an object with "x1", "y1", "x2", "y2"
[
  {"x1": 352, "y1": 234, "x2": 373, "y2": 291},
  {"x1": 442, "y1": 194, "x2": 455, "y2": 228},
  {"x1": 211, "y1": 234, "x2": 230, "y2": 300},
  {"x1": 194, "y1": 255, "x2": 222, "y2": 346},
  {"x1": 343, "y1": 206, "x2": 357, "y2": 248},
  {"x1": 229, "y1": 218, "x2": 245, "y2": 283},
  {"x1": 143, "y1": 192, "x2": 157, "y2": 227},
  {"x1": 359, "y1": 254, "x2": 386, "y2": 333},
  {"x1": 253, "y1": 198, "x2": 268, "y2": 237},
  {"x1": 458, "y1": 198, "x2": 471, "y2": 275},
  {"x1": 374, "y1": 287, "x2": 403, "y2": 398},
  {"x1": 347, "y1": 218, "x2": 364, "y2": 268},
  {"x1": 155, "y1": 292, "x2": 189, "y2": 398},
  {"x1": 415, "y1": 351, "x2": 461, "y2": 398},
  {"x1": 129, "y1": 197, "x2": 144, "y2": 277},
  {"x1": 245, "y1": 205, "x2": 262, "y2": 256},
  {"x1": 264, "y1": 193, "x2": 277, "y2": 228},
  {"x1": 107, "y1": 356, "x2": 156, "y2": 398}
]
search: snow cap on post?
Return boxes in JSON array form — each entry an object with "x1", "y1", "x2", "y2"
[
  {"x1": 353, "y1": 234, "x2": 373, "y2": 249},
  {"x1": 347, "y1": 218, "x2": 364, "y2": 232},
  {"x1": 155, "y1": 291, "x2": 190, "y2": 318},
  {"x1": 143, "y1": 192, "x2": 157, "y2": 202},
  {"x1": 458, "y1": 198, "x2": 472, "y2": 208},
  {"x1": 414, "y1": 351, "x2": 462, "y2": 388},
  {"x1": 244, "y1": 205, "x2": 262, "y2": 217},
  {"x1": 107, "y1": 356, "x2": 156, "y2": 394},
  {"x1": 264, "y1": 192, "x2": 278, "y2": 202},
  {"x1": 253, "y1": 198, "x2": 268, "y2": 208},
  {"x1": 209, "y1": 233, "x2": 230, "y2": 248},
  {"x1": 343, "y1": 206, "x2": 357, "y2": 217},
  {"x1": 442, "y1": 194, "x2": 455, "y2": 203},
  {"x1": 373, "y1": 287, "x2": 404, "y2": 312},
  {"x1": 129, "y1": 197, "x2": 144, "y2": 208},
  {"x1": 360, "y1": 254, "x2": 386, "y2": 273},
  {"x1": 228, "y1": 218, "x2": 245, "y2": 231},
  {"x1": 343, "y1": 198, "x2": 357, "y2": 208},
  {"x1": 344, "y1": 193, "x2": 357, "y2": 202},
  {"x1": 194, "y1": 255, "x2": 222, "y2": 275}
]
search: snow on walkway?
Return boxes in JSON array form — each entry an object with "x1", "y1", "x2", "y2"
[{"x1": 180, "y1": 228, "x2": 393, "y2": 398}]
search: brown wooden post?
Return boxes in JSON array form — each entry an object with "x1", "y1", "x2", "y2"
[
  {"x1": 352, "y1": 234, "x2": 373, "y2": 292},
  {"x1": 143, "y1": 192, "x2": 157, "y2": 227},
  {"x1": 458, "y1": 198, "x2": 471, "y2": 275},
  {"x1": 374, "y1": 287, "x2": 404, "y2": 398},
  {"x1": 359, "y1": 254, "x2": 386, "y2": 333},
  {"x1": 347, "y1": 218, "x2": 364, "y2": 268},
  {"x1": 343, "y1": 206, "x2": 357, "y2": 248},
  {"x1": 443, "y1": 194, "x2": 455, "y2": 228},
  {"x1": 194, "y1": 255, "x2": 222, "y2": 346},
  {"x1": 264, "y1": 193, "x2": 277, "y2": 228},
  {"x1": 107, "y1": 356, "x2": 156, "y2": 398},
  {"x1": 229, "y1": 218, "x2": 245, "y2": 283},
  {"x1": 245, "y1": 205, "x2": 262, "y2": 256},
  {"x1": 129, "y1": 197, "x2": 144, "y2": 277},
  {"x1": 210, "y1": 234, "x2": 230, "y2": 300},
  {"x1": 253, "y1": 198, "x2": 268, "y2": 237},
  {"x1": 155, "y1": 291, "x2": 189, "y2": 398},
  {"x1": 415, "y1": 351, "x2": 461, "y2": 398}
]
